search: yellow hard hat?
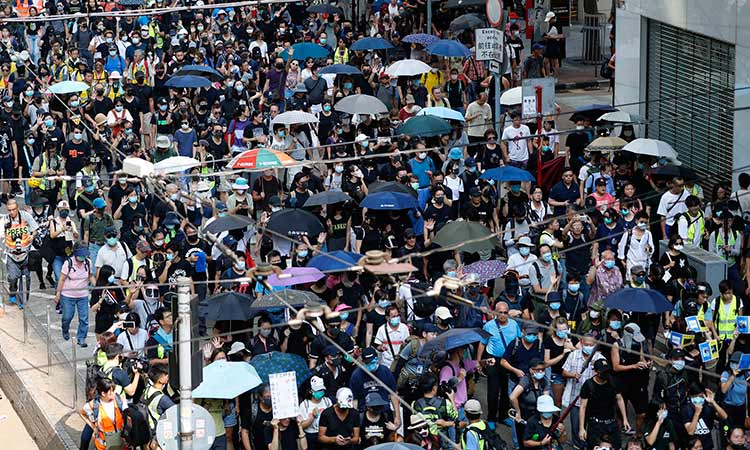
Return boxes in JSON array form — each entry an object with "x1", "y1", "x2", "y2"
[{"x1": 28, "y1": 178, "x2": 41, "y2": 188}]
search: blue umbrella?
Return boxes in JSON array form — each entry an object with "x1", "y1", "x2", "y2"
[
  {"x1": 281, "y1": 43, "x2": 329, "y2": 61},
  {"x1": 403, "y1": 33, "x2": 439, "y2": 46},
  {"x1": 603, "y1": 288, "x2": 673, "y2": 313},
  {"x1": 480, "y1": 166, "x2": 536, "y2": 182},
  {"x1": 193, "y1": 361, "x2": 262, "y2": 399},
  {"x1": 425, "y1": 39, "x2": 471, "y2": 58},
  {"x1": 250, "y1": 351, "x2": 313, "y2": 386},
  {"x1": 174, "y1": 64, "x2": 224, "y2": 82},
  {"x1": 351, "y1": 37, "x2": 394, "y2": 51},
  {"x1": 361, "y1": 191, "x2": 419, "y2": 210},
  {"x1": 306, "y1": 3, "x2": 343, "y2": 14},
  {"x1": 165, "y1": 75, "x2": 211, "y2": 89},
  {"x1": 307, "y1": 250, "x2": 363, "y2": 272},
  {"x1": 416, "y1": 106, "x2": 466, "y2": 122},
  {"x1": 396, "y1": 115, "x2": 452, "y2": 137},
  {"x1": 419, "y1": 328, "x2": 491, "y2": 357},
  {"x1": 318, "y1": 64, "x2": 362, "y2": 76}
]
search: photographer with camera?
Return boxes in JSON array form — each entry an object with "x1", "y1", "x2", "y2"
[
  {"x1": 49, "y1": 200, "x2": 79, "y2": 288},
  {"x1": 411, "y1": 373, "x2": 458, "y2": 450},
  {"x1": 116, "y1": 312, "x2": 149, "y2": 357},
  {"x1": 102, "y1": 342, "x2": 141, "y2": 398},
  {"x1": 2, "y1": 198, "x2": 38, "y2": 309}
]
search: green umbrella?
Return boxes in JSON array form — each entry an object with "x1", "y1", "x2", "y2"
[
  {"x1": 396, "y1": 115, "x2": 452, "y2": 137},
  {"x1": 432, "y1": 220, "x2": 500, "y2": 253}
]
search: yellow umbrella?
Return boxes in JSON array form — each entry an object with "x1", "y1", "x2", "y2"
[{"x1": 586, "y1": 136, "x2": 628, "y2": 152}]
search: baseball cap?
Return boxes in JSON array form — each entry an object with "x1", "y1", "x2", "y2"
[
  {"x1": 623, "y1": 323, "x2": 646, "y2": 343},
  {"x1": 72, "y1": 243, "x2": 90, "y2": 257},
  {"x1": 464, "y1": 399, "x2": 482, "y2": 414},
  {"x1": 227, "y1": 341, "x2": 248, "y2": 355},
  {"x1": 57, "y1": 200, "x2": 70, "y2": 209},
  {"x1": 310, "y1": 376, "x2": 326, "y2": 391},
  {"x1": 322, "y1": 345, "x2": 339, "y2": 357},
  {"x1": 93, "y1": 198, "x2": 106, "y2": 209},
  {"x1": 517, "y1": 236, "x2": 534, "y2": 247},
  {"x1": 362, "y1": 347, "x2": 378, "y2": 362},
  {"x1": 365, "y1": 392, "x2": 389, "y2": 407},
  {"x1": 469, "y1": 187, "x2": 481, "y2": 197},
  {"x1": 336, "y1": 388, "x2": 354, "y2": 408},
  {"x1": 136, "y1": 240, "x2": 152, "y2": 253},
  {"x1": 668, "y1": 347, "x2": 685, "y2": 359},
  {"x1": 465, "y1": 157, "x2": 477, "y2": 167},
  {"x1": 593, "y1": 359, "x2": 611, "y2": 373},
  {"x1": 537, "y1": 394, "x2": 560, "y2": 413},
  {"x1": 448, "y1": 147, "x2": 463, "y2": 160},
  {"x1": 630, "y1": 265, "x2": 646, "y2": 275},
  {"x1": 523, "y1": 322, "x2": 540, "y2": 333},
  {"x1": 421, "y1": 323, "x2": 439, "y2": 333},
  {"x1": 435, "y1": 306, "x2": 452, "y2": 320},
  {"x1": 595, "y1": 177, "x2": 607, "y2": 186}
]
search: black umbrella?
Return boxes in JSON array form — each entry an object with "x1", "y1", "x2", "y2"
[
  {"x1": 306, "y1": 3, "x2": 343, "y2": 15},
  {"x1": 303, "y1": 191, "x2": 353, "y2": 207},
  {"x1": 449, "y1": 13, "x2": 485, "y2": 33},
  {"x1": 444, "y1": 0, "x2": 484, "y2": 8},
  {"x1": 266, "y1": 208, "x2": 325, "y2": 238},
  {"x1": 205, "y1": 292, "x2": 255, "y2": 321},
  {"x1": 203, "y1": 214, "x2": 254, "y2": 234},
  {"x1": 651, "y1": 165, "x2": 699, "y2": 181},
  {"x1": 252, "y1": 289, "x2": 324, "y2": 310},
  {"x1": 368, "y1": 181, "x2": 418, "y2": 198},
  {"x1": 569, "y1": 104, "x2": 617, "y2": 123}
]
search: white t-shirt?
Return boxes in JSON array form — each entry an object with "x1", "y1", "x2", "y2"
[
  {"x1": 117, "y1": 328, "x2": 150, "y2": 357},
  {"x1": 96, "y1": 242, "x2": 132, "y2": 271},
  {"x1": 444, "y1": 175, "x2": 464, "y2": 201},
  {"x1": 506, "y1": 253, "x2": 538, "y2": 282},
  {"x1": 542, "y1": 128, "x2": 560, "y2": 152},
  {"x1": 502, "y1": 124, "x2": 531, "y2": 162},
  {"x1": 298, "y1": 397, "x2": 333, "y2": 434},
  {"x1": 657, "y1": 190, "x2": 688, "y2": 225},
  {"x1": 374, "y1": 322, "x2": 410, "y2": 368}
]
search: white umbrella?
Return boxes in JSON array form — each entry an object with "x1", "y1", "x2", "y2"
[
  {"x1": 154, "y1": 156, "x2": 200, "y2": 174},
  {"x1": 622, "y1": 138, "x2": 678, "y2": 159},
  {"x1": 385, "y1": 59, "x2": 432, "y2": 77},
  {"x1": 271, "y1": 110, "x2": 319, "y2": 126},
  {"x1": 46, "y1": 80, "x2": 90, "y2": 95},
  {"x1": 334, "y1": 94, "x2": 388, "y2": 115},
  {"x1": 500, "y1": 86, "x2": 522, "y2": 105},
  {"x1": 122, "y1": 157, "x2": 154, "y2": 178},
  {"x1": 598, "y1": 110, "x2": 642, "y2": 123},
  {"x1": 416, "y1": 106, "x2": 465, "y2": 122}
]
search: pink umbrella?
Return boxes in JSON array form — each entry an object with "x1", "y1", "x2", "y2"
[{"x1": 266, "y1": 267, "x2": 325, "y2": 287}]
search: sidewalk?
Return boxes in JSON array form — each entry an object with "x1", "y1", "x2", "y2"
[{"x1": 556, "y1": 24, "x2": 610, "y2": 90}]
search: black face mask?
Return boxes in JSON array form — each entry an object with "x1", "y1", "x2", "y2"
[
  {"x1": 187, "y1": 235, "x2": 198, "y2": 244},
  {"x1": 262, "y1": 397, "x2": 272, "y2": 407},
  {"x1": 328, "y1": 327, "x2": 340, "y2": 337},
  {"x1": 275, "y1": 63, "x2": 284, "y2": 70}
]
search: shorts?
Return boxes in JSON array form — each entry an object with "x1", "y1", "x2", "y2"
[
  {"x1": 223, "y1": 409, "x2": 238, "y2": 428},
  {"x1": 0, "y1": 156, "x2": 13, "y2": 179},
  {"x1": 615, "y1": 374, "x2": 649, "y2": 414},
  {"x1": 549, "y1": 372, "x2": 565, "y2": 385}
]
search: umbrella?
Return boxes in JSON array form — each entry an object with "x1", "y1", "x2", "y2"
[
  {"x1": 174, "y1": 64, "x2": 224, "y2": 82},
  {"x1": 203, "y1": 214, "x2": 255, "y2": 234},
  {"x1": 303, "y1": 190, "x2": 353, "y2": 207},
  {"x1": 480, "y1": 166, "x2": 536, "y2": 182},
  {"x1": 266, "y1": 208, "x2": 325, "y2": 238},
  {"x1": 432, "y1": 220, "x2": 500, "y2": 253},
  {"x1": 193, "y1": 361, "x2": 262, "y2": 399},
  {"x1": 425, "y1": 39, "x2": 471, "y2": 58},
  {"x1": 598, "y1": 111, "x2": 642, "y2": 123},
  {"x1": 603, "y1": 288, "x2": 673, "y2": 313},
  {"x1": 281, "y1": 43, "x2": 329, "y2": 61},
  {"x1": 253, "y1": 289, "x2": 324, "y2": 310},
  {"x1": 569, "y1": 104, "x2": 617, "y2": 123},
  {"x1": 368, "y1": 181, "x2": 418, "y2": 198},
  {"x1": 419, "y1": 328, "x2": 491, "y2": 357},
  {"x1": 500, "y1": 86, "x2": 522, "y2": 105},
  {"x1": 306, "y1": 3, "x2": 343, "y2": 14},
  {"x1": 444, "y1": 0, "x2": 485, "y2": 7},
  {"x1": 334, "y1": 94, "x2": 388, "y2": 115},
  {"x1": 271, "y1": 111, "x2": 319, "y2": 126},
  {"x1": 266, "y1": 267, "x2": 325, "y2": 287},
  {"x1": 651, "y1": 165, "x2": 698, "y2": 181},
  {"x1": 367, "y1": 443, "x2": 425, "y2": 450},
  {"x1": 396, "y1": 115, "x2": 452, "y2": 137},
  {"x1": 47, "y1": 80, "x2": 90, "y2": 95},
  {"x1": 318, "y1": 64, "x2": 362, "y2": 76},
  {"x1": 385, "y1": 59, "x2": 432, "y2": 77},
  {"x1": 250, "y1": 351, "x2": 313, "y2": 386},
  {"x1": 622, "y1": 138, "x2": 678, "y2": 159},
  {"x1": 228, "y1": 148, "x2": 297, "y2": 170},
  {"x1": 449, "y1": 13, "x2": 485, "y2": 33},
  {"x1": 586, "y1": 136, "x2": 628, "y2": 152},
  {"x1": 416, "y1": 106, "x2": 465, "y2": 122},
  {"x1": 402, "y1": 34, "x2": 440, "y2": 46},
  {"x1": 361, "y1": 192, "x2": 419, "y2": 210},
  {"x1": 351, "y1": 37, "x2": 394, "y2": 51},
  {"x1": 153, "y1": 156, "x2": 200, "y2": 174},
  {"x1": 205, "y1": 291, "x2": 255, "y2": 321},
  {"x1": 307, "y1": 250, "x2": 364, "y2": 272},
  {"x1": 165, "y1": 75, "x2": 211, "y2": 89},
  {"x1": 463, "y1": 260, "x2": 508, "y2": 283}
]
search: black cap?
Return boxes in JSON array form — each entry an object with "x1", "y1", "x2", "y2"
[
  {"x1": 469, "y1": 187, "x2": 481, "y2": 197},
  {"x1": 595, "y1": 177, "x2": 607, "y2": 186},
  {"x1": 668, "y1": 347, "x2": 685, "y2": 359},
  {"x1": 593, "y1": 359, "x2": 610, "y2": 373},
  {"x1": 362, "y1": 347, "x2": 378, "y2": 362},
  {"x1": 322, "y1": 345, "x2": 339, "y2": 357},
  {"x1": 404, "y1": 228, "x2": 415, "y2": 238}
]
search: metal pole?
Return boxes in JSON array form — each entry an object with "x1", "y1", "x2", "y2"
[
  {"x1": 71, "y1": 336, "x2": 78, "y2": 409},
  {"x1": 22, "y1": 273, "x2": 27, "y2": 343},
  {"x1": 46, "y1": 305, "x2": 52, "y2": 376},
  {"x1": 535, "y1": 85, "x2": 543, "y2": 182},
  {"x1": 493, "y1": 13, "x2": 506, "y2": 133},
  {"x1": 426, "y1": 0, "x2": 432, "y2": 35},
  {"x1": 177, "y1": 276, "x2": 194, "y2": 450}
]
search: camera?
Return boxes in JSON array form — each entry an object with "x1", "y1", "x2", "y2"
[
  {"x1": 437, "y1": 376, "x2": 458, "y2": 398},
  {"x1": 123, "y1": 356, "x2": 150, "y2": 375}
]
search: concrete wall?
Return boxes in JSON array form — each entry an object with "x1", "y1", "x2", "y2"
[{"x1": 614, "y1": 0, "x2": 750, "y2": 187}]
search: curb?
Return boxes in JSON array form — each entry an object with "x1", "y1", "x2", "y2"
[{"x1": 555, "y1": 79, "x2": 610, "y2": 90}]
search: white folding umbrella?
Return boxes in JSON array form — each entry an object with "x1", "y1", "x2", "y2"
[
  {"x1": 500, "y1": 86, "x2": 522, "y2": 105},
  {"x1": 154, "y1": 156, "x2": 200, "y2": 174},
  {"x1": 334, "y1": 94, "x2": 388, "y2": 115},
  {"x1": 385, "y1": 59, "x2": 432, "y2": 77},
  {"x1": 271, "y1": 110, "x2": 319, "y2": 126},
  {"x1": 598, "y1": 110, "x2": 642, "y2": 123},
  {"x1": 622, "y1": 138, "x2": 678, "y2": 159},
  {"x1": 47, "y1": 80, "x2": 90, "y2": 95},
  {"x1": 122, "y1": 157, "x2": 155, "y2": 178}
]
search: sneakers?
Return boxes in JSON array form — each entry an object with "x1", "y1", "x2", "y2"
[
  {"x1": 487, "y1": 421, "x2": 496, "y2": 431},
  {"x1": 78, "y1": 341, "x2": 88, "y2": 348},
  {"x1": 502, "y1": 418, "x2": 514, "y2": 427},
  {"x1": 8, "y1": 296, "x2": 16, "y2": 304},
  {"x1": 62, "y1": 333, "x2": 70, "y2": 341},
  {"x1": 17, "y1": 303, "x2": 23, "y2": 310}
]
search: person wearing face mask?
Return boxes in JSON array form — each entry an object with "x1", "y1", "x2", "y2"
[
  {"x1": 113, "y1": 187, "x2": 147, "y2": 233},
  {"x1": 676, "y1": 195, "x2": 706, "y2": 247},
  {"x1": 723, "y1": 427, "x2": 747, "y2": 450},
  {"x1": 579, "y1": 359, "x2": 629, "y2": 450},
  {"x1": 81, "y1": 196, "x2": 113, "y2": 272},
  {"x1": 586, "y1": 250, "x2": 623, "y2": 305},
  {"x1": 359, "y1": 392, "x2": 396, "y2": 446},
  {"x1": 299, "y1": 376, "x2": 334, "y2": 450},
  {"x1": 522, "y1": 394, "x2": 563, "y2": 449},
  {"x1": 88, "y1": 264, "x2": 125, "y2": 336},
  {"x1": 659, "y1": 235, "x2": 690, "y2": 283},
  {"x1": 318, "y1": 387, "x2": 362, "y2": 450},
  {"x1": 653, "y1": 348, "x2": 689, "y2": 436},
  {"x1": 610, "y1": 322, "x2": 651, "y2": 435},
  {"x1": 718, "y1": 352, "x2": 747, "y2": 428},
  {"x1": 577, "y1": 300, "x2": 607, "y2": 338},
  {"x1": 537, "y1": 291, "x2": 566, "y2": 328},
  {"x1": 407, "y1": 413, "x2": 437, "y2": 449},
  {"x1": 502, "y1": 323, "x2": 545, "y2": 388},
  {"x1": 508, "y1": 358, "x2": 549, "y2": 450},
  {"x1": 243, "y1": 383, "x2": 275, "y2": 450},
  {"x1": 616, "y1": 211, "x2": 654, "y2": 274},
  {"x1": 681, "y1": 383, "x2": 727, "y2": 450},
  {"x1": 561, "y1": 333, "x2": 605, "y2": 450},
  {"x1": 528, "y1": 244, "x2": 562, "y2": 316},
  {"x1": 159, "y1": 243, "x2": 190, "y2": 293},
  {"x1": 249, "y1": 316, "x2": 280, "y2": 356},
  {"x1": 49, "y1": 200, "x2": 80, "y2": 287},
  {"x1": 309, "y1": 315, "x2": 355, "y2": 369},
  {"x1": 408, "y1": 146, "x2": 436, "y2": 189},
  {"x1": 373, "y1": 305, "x2": 410, "y2": 370},
  {"x1": 55, "y1": 242, "x2": 96, "y2": 347}
]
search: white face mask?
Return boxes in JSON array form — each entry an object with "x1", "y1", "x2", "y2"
[{"x1": 418, "y1": 152, "x2": 427, "y2": 159}]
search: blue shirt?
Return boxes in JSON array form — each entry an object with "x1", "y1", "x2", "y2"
[
  {"x1": 719, "y1": 371, "x2": 747, "y2": 406},
  {"x1": 409, "y1": 157, "x2": 436, "y2": 188},
  {"x1": 481, "y1": 318, "x2": 521, "y2": 358}
]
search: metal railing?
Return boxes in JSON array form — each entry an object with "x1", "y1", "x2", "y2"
[{"x1": 580, "y1": 12, "x2": 608, "y2": 64}]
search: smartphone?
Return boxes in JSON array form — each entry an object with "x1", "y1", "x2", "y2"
[{"x1": 122, "y1": 321, "x2": 136, "y2": 329}]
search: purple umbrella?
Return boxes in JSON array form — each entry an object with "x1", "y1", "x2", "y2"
[
  {"x1": 463, "y1": 260, "x2": 508, "y2": 284},
  {"x1": 403, "y1": 33, "x2": 439, "y2": 46},
  {"x1": 266, "y1": 267, "x2": 325, "y2": 287}
]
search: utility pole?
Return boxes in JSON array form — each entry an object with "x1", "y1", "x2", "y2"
[
  {"x1": 426, "y1": 0, "x2": 432, "y2": 35},
  {"x1": 177, "y1": 276, "x2": 194, "y2": 450}
]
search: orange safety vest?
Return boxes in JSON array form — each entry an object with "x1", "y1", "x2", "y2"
[{"x1": 94, "y1": 400, "x2": 125, "y2": 450}]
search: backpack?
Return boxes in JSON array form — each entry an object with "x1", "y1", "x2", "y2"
[
  {"x1": 600, "y1": 60, "x2": 613, "y2": 79},
  {"x1": 121, "y1": 397, "x2": 155, "y2": 447},
  {"x1": 463, "y1": 424, "x2": 508, "y2": 450},
  {"x1": 85, "y1": 359, "x2": 108, "y2": 401}
]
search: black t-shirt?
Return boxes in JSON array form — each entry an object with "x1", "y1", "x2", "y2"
[
  {"x1": 523, "y1": 415, "x2": 560, "y2": 449},
  {"x1": 423, "y1": 204, "x2": 453, "y2": 229},
  {"x1": 252, "y1": 406, "x2": 274, "y2": 450},
  {"x1": 310, "y1": 331, "x2": 354, "y2": 362},
  {"x1": 319, "y1": 406, "x2": 360, "y2": 450},
  {"x1": 680, "y1": 403, "x2": 717, "y2": 450},
  {"x1": 366, "y1": 310, "x2": 387, "y2": 337},
  {"x1": 62, "y1": 140, "x2": 91, "y2": 175},
  {"x1": 119, "y1": 202, "x2": 148, "y2": 231},
  {"x1": 264, "y1": 421, "x2": 301, "y2": 450},
  {"x1": 361, "y1": 410, "x2": 393, "y2": 444},
  {"x1": 461, "y1": 200, "x2": 494, "y2": 226},
  {"x1": 580, "y1": 378, "x2": 619, "y2": 420},
  {"x1": 108, "y1": 183, "x2": 130, "y2": 210}
]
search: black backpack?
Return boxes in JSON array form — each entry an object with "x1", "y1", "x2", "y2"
[
  {"x1": 84, "y1": 359, "x2": 108, "y2": 401},
  {"x1": 463, "y1": 424, "x2": 509, "y2": 450},
  {"x1": 122, "y1": 390, "x2": 162, "y2": 446}
]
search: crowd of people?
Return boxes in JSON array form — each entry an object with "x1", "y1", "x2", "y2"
[{"x1": 0, "y1": 1, "x2": 747, "y2": 450}]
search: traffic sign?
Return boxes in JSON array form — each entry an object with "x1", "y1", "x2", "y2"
[
  {"x1": 156, "y1": 404, "x2": 216, "y2": 450},
  {"x1": 486, "y1": 0, "x2": 503, "y2": 27},
  {"x1": 521, "y1": 78, "x2": 556, "y2": 119},
  {"x1": 489, "y1": 60, "x2": 501, "y2": 74},
  {"x1": 475, "y1": 28, "x2": 504, "y2": 62}
]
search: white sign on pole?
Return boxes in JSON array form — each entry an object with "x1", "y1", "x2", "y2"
[
  {"x1": 522, "y1": 96, "x2": 537, "y2": 119},
  {"x1": 475, "y1": 28, "x2": 504, "y2": 62},
  {"x1": 269, "y1": 371, "x2": 299, "y2": 419}
]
